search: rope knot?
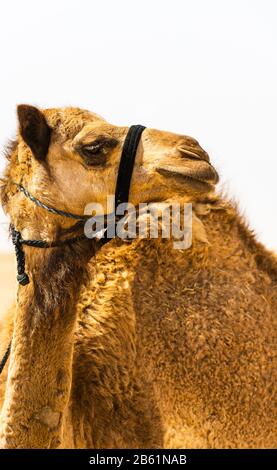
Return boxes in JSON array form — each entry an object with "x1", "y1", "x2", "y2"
[
  {"x1": 11, "y1": 225, "x2": 30, "y2": 286},
  {"x1": 11, "y1": 227, "x2": 21, "y2": 246}
]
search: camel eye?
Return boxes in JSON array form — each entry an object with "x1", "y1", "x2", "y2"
[
  {"x1": 79, "y1": 137, "x2": 118, "y2": 166},
  {"x1": 81, "y1": 141, "x2": 105, "y2": 158}
]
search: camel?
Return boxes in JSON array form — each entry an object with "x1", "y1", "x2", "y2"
[{"x1": 0, "y1": 105, "x2": 276, "y2": 449}]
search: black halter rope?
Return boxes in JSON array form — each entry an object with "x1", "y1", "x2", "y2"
[{"x1": 0, "y1": 124, "x2": 146, "y2": 374}]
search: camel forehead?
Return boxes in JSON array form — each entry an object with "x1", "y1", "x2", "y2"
[{"x1": 42, "y1": 107, "x2": 106, "y2": 139}]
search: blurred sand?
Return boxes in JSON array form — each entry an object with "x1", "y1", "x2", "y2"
[{"x1": 0, "y1": 253, "x2": 16, "y2": 321}]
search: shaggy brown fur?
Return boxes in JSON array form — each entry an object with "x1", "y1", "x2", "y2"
[{"x1": 0, "y1": 106, "x2": 276, "y2": 448}]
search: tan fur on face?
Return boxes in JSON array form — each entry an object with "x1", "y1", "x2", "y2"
[
  {"x1": 1, "y1": 106, "x2": 218, "y2": 231},
  {"x1": 0, "y1": 107, "x2": 276, "y2": 449}
]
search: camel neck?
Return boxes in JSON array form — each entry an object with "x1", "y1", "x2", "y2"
[{"x1": 0, "y1": 240, "x2": 97, "y2": 448}]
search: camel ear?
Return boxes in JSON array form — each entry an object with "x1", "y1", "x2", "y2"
[{"x1": 17, "y1": 104, "x2": 51, "y2": 160}]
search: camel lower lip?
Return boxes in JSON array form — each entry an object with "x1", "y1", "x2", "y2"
[{"x1": 156, "y1": 167, "x2": 215, "y2": 190}]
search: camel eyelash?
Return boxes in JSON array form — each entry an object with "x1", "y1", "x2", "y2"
[
  {"x1": 81, "y1": 142, "x2": 105, "y2": 156},
  {"x1": 76, "y1": 139, "x2": 117, "y2": 169},
  {"x1": 79, "y1": 137, "x2": 118, "y2": 163}
]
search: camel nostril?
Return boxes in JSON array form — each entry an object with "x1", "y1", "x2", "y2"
[
  {"x1": 178, "y1": 148, "x2": 201, "y2": 160},
  {"x1": 178, "y1": 146, "x2": 210, "y2": 162}
]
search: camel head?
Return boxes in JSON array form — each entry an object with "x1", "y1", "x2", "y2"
[{"x1": 1, "y1": 105, "x2": 219, "y2": 234}]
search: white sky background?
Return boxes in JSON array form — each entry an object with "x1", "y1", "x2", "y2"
[{"x1": 0, "y1": 0, "x2": 276, "y2": 252}]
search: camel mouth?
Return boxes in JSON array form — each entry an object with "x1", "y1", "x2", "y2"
[{"x1": 156, "y1": 163, "x2": 219, "y2": 190}]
